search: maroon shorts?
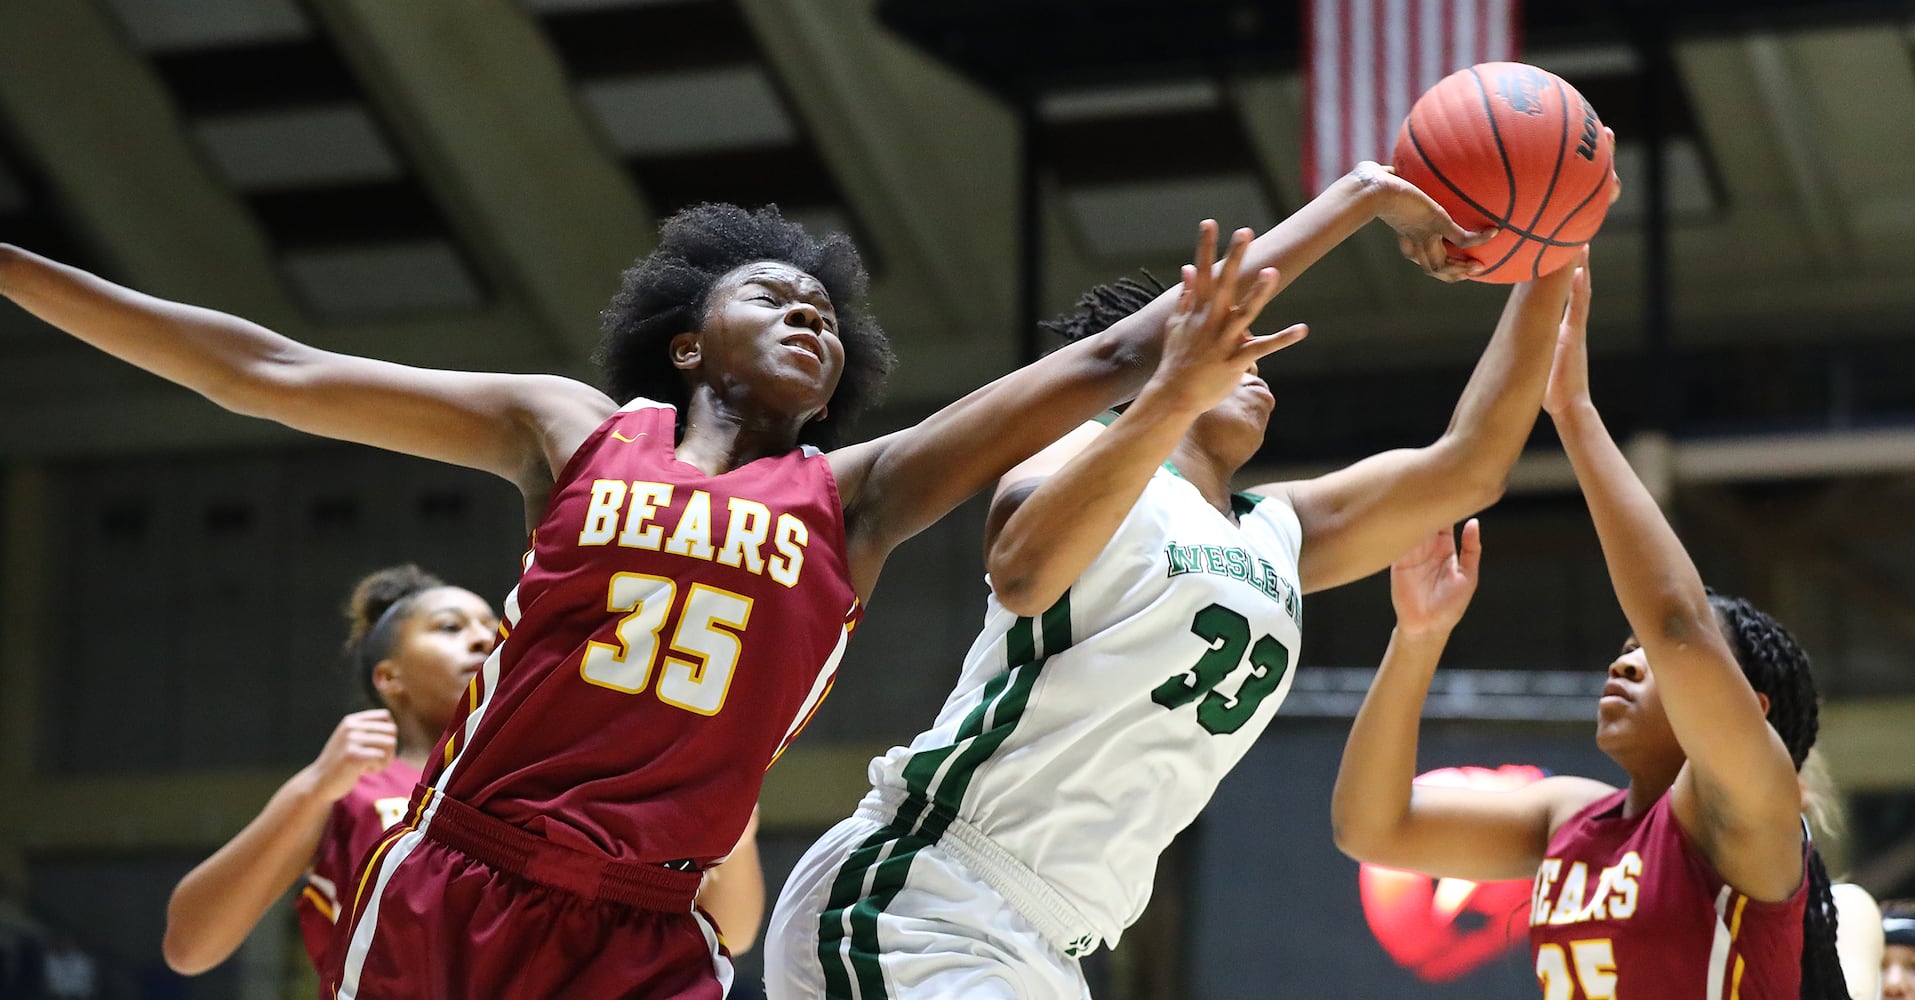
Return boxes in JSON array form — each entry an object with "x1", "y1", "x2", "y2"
[{"x1": 327, "y1": 789, "x2": 727, "y2": 1000}]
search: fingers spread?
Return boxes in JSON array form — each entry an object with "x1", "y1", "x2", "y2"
[
  {"x1": 1241, "y1": 323, "x2": 1308, "y2": 360},
  {"x1": 1190, "y1": 220, "x2": 1218, "y2": 301},
  {"x1": 1213, "y1": 228, "x2": 1251, "y2": 303}
]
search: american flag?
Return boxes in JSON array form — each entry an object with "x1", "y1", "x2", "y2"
[{"x1": 1303, "y1": 0, "x2": 1521, "y2": 194}]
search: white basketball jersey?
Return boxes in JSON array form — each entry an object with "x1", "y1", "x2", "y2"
[{"x1": 866, "y1": 467, "x2": 1304, "y2": 949}]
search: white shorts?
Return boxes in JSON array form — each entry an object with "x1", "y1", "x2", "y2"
[{"x1": 765, "y1": 812, "x2": 1092, "y2": 1000}]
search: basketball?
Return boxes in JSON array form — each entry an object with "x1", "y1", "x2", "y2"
[{"x1": 1392, "y1": 62, "x2": 1615, "y2": 283}]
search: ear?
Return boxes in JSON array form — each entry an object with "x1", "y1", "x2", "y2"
[
  {"x1": 372, "y1": 659, "x2": 404, "y2": 701},
  {"x1": 669, "y1": 331, "x2": 703, "y2": 372},
  {"x1": 1755, "y1": 691, "x2": 1771, "y2": 716}
]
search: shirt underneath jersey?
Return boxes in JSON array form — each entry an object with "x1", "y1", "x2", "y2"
[
  {"x1": 1531, "y1": 789, "x2": 1807, "y2": 1000},
  {"x1": 869, "y1": 467, "x2": 1306, "y2": 949}
]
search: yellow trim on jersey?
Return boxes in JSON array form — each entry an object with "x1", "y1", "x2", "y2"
[
  {"x1": 1728, "y1": 894, "x2": 1749, "y2": 940},
  {"x1": 301, "y1": 885, "x2": 337, "y2": 922},
  {"x1": 348, "y1": 788, "x2": 434, "y2": 923},
  {"x1": 349, "y1": 828, "x2": 406, "y2": 925},
  {"x1": 768, "y1": 677, "x2": 836, "y2": 769},
  {"x1": 1731, "y1": 955, "x2": 1746, "y2": 1000}
]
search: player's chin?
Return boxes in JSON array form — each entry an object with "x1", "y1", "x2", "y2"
[
  {"x1": 758, "y1": 363, "x2": 840, "y2": 417},
  {"x1": 1230, "y1": 386, "x2": 1276, "y2": 423},
  {"x1": 1593, "y1": 715, "x2": 1633, "y2": 758}
]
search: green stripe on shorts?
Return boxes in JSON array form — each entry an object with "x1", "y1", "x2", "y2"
[{"x1": 814, "y1": 593, "x2": 1074, "y2": 998}]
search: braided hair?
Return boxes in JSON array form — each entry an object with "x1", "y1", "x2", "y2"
[
  {"x1": 1037, "y1": 271, "x2": 1169, "y2": 344},
  {"x1": 1707, "y1": 593, "x2": 1846, "y2": 1000},
  {"x1": 343, "y1": 565, "x2": 445, "y2": 707}
]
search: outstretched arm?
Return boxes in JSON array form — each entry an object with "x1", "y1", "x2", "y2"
[
  {"x1": 0, "y1": 246, "x2": 612, "y2": 491},
  {"x1": 833, "y1": 166, "x2": 1477, "y2": 596},
  {"x1": 1267, "y1": 139, "x2": 1619, "y2": 595},
  {"x1": 1265, "y1": 261, "x2": 1577, "y2": 594},
  {"x1": 1543, "y1": 266, "x2": 1804, "y2": 902},
  {"x1": 1330, "y1": 522, "x2": 1612, "y2": 880},
  {"x1": 163, "y1": 711, "x2": 396, "y2": 975}
]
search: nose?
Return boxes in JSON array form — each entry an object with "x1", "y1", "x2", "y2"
[
  {"x1": 785, "y1": 303, "x2": 823, "y2": 334},
  {"x1": 1607, "y1": 658, "x2": 1641, "y2": 682},
  {"x1": 470, "y1": 624, "x2": 496, "y2": 653},
  {"x1": 1244, "y1": 359, "x2": 1261, "y2": 377}
]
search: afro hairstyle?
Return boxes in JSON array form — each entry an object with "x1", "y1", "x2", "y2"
[{"x1": 593, "y1": 202, "x2": 894, "y2": 449}]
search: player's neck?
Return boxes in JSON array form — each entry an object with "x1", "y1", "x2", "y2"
[
  {"x1": 1620, "y1": 759, "x2": 1683, "y2": 819},
  {"x1": 1165, "y1": 442, "x2": 1237, "y2": 517},
  {"x1": 395, "y1": 713, "x2": 440, "y2": 769},
  {"x1": 676, "y1": 391, "x2": 811, "y2": 473}
]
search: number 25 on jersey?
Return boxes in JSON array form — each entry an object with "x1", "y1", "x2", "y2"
[{"x1": 578, "y1": 572, "x2": 753, "y2": 716}]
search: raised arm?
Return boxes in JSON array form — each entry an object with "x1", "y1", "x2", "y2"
[
  {"x1": 1265, "y1": 261, "x2": 1577, "y2": 594},
  {"x1": 0, "y1": 245, "x2": 612, "y2": 492},
  {"x1": 163, "y1": 710, "x2": 396, "y2": 975},
  {"x1": 1542, "y1": 266, "x2": 1804, "y2": 901},
  {"x1": 1330, "y1": 522, "x2": 1613, "y2": 880},
  {"x1": 833, "y1": 166, "x2": 1476, "y2": 593},
  {"x1": 982, "y1": 260, "x2": 1309, "y2": 615}
]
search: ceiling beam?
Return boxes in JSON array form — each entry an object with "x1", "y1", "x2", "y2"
[
  {"x1": 0, "y1": 0, "x2": 291, "y2": 325},
  {"x1": 1778, "y1": 25, "x2": 1915, "y2": 277},
  {"x1": 735, "y1": 0, "x2": 1018, "y2": 353},
  {"x1": 309, "y1": 0, "x2": 654, "y2": 361},
  {"x1": 1737, "y1": 33, "x2": 1854, "y2": 269},
  {"x1": 1230, "y1": 73, "x2": 1410, "y2": 316}
]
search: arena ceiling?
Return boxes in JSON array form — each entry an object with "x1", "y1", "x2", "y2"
[{"x1": 0, "y1": 0, "x2": 1913, "y2": 456}]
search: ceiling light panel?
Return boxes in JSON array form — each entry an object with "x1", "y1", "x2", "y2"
[
  {"x1": 101, "y1": 0, "x2": 310, "y2": 53},
  {"x1": 192, "y1": 105, "x2": 403, "y2": 191},
  {"x1": 282, "y1": 241, "x2": 485, "y2": 318},
  {"x1": 112, "y1": 9, "x2": 487, "y2": 317},
  {"x1": 581, "y1": 66, "x2": 795, "y2": 157},
  {"x1": 537, "y1": 0, "x2": 867, "y2": 258}
]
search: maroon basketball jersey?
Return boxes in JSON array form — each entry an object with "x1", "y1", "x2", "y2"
[
  {"x1": 1530, "y1": 789, "x2": 1806, "y2": 1000},
  {"x1": 299, "y1": 758, "x2": 421, "y2": 972},
  {"x1": 422, "y1": 400, "x2": 859, "y2": 867}
]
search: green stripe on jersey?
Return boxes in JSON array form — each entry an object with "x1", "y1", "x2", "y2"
[{"x1": 815, "y1": 591, "x2": 1073, "y2": 998}]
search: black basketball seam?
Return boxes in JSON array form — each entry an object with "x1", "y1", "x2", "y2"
[
  {"x1": 1404, "y1": 120, "x2": 1586, "y2": 249},
  {"x1": 1467, "y1": 66, "x2": 1520, "y2": 226},
  {"x1": 1466, "y1": 67, "x2": 1550, "y2": 280},
  {"x1": 1539, "y1": 124, "x2": 1614, "y2": 249},
  {"x1": 1526, "y1": 79, "x2": 1574, "y2": 279}
]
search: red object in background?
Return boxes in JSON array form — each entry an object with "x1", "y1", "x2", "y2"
[{"x1": 1357, "y1": 764, "x2": 1548, "y2": 983}]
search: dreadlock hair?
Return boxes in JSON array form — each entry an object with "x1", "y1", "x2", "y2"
[
  {"x1": 593, "y1": 203, "x2": 894, "y2": 450},
  {"x1": 1037, "y1": 270, "x2": 1169, "y2": 344},
  {"x1": 343, "y1": 564, "x2": 445, "y2": 708},
  {"x1": 1706, "y1": 592, "x2": 1846, "y2": 1000}
]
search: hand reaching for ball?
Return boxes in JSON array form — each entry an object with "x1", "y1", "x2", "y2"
[{"x1": 1355, "y1": 161, "x2": 1496, "y2": 282}]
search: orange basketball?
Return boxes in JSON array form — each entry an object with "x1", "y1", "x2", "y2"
[{"x1": 1392, "y1": 62, "x2": 1614, "y2": 283}]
